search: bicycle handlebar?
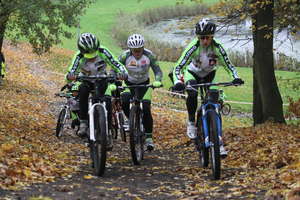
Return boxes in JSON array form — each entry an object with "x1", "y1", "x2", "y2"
[
  {"x1": 186, "y1": 82, "x2": 243, "y2": 91},
  {"x1": 76, "y1": 74, "x2": 116, "y2": 82},
  {"x1": 118, "y1": 84, "x2": 163, "y2": 90},
  {"x1": 189, "y1": 82, "x2": 242, "y2": 87}
]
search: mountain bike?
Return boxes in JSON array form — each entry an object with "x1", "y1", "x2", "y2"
[
  {"x1": 119, "y1": 84, "x2": 161, "y2": 165},
  {"x1": 76, "y1": 74, "x2": 115, "y2": 176},
  {"x1": 186, "y1": 81, "x2": 243, "y2": 179},
  {"x1": 111, "y1": 81, "x2": 126, "y2": 142},
  {"x1": 55, "y1": 84, "x2": 79, "y2": 138}
]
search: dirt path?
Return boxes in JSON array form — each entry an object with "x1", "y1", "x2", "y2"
[{"x1": 0, "y1": 45, "x2": 267, "y2": 200}]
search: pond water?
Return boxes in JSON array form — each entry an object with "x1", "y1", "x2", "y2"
[{"x1": 144, "y1": 18, "x2": 300, "y2": 61}]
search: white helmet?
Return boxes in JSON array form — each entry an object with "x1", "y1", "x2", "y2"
[{"x1": 127, "y1": 34, "x2": 145, "y2": 49}]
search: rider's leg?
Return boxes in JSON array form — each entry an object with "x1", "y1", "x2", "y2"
[
  {"x1": 184, "y1": 71, "x2": 198, "y2": 139},
  {"x1": 142, "y1": 88, "x2": 154, "y2": 150},
  {"x1": 121, "y1": 92, "x2": 131, "y2": 118},
  {"x1": 104, "y1": 95, "x2": 112, "y2": 130},
  {"x1": 143, "y1": 100, "x2": 154, "y2": 149},
  {"x1": 78, "y1": 82, "x2": 91, "y2": 137}
]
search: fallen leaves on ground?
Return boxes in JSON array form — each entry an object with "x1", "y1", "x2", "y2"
[
  {"x1": 0, "y1": 42, "x2": 88, "y2": 190},
  {"x1": 0, "y1": 41, "x2": 299, "y2": 199}
]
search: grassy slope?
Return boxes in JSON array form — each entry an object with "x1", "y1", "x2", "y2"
[
  {"x1": 61, "y1": 0, "x2": 219, "y2": 53},
  {"x1": 56, "y1": 0, "x2": 298, "y2": 112},
  {"x1": 158, "y1": 61, "x2": 299, "y2": 112}
]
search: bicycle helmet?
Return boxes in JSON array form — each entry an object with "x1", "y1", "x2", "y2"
[
  {"x1": 77, "y1": 33, "x2": 100, "y2": 58},
  {"x1": 195, "y1": 18, "x2": 216, "y2": 36},
  {"x1": 127, "y1": 34, "x2": 145, "y2": 49}
]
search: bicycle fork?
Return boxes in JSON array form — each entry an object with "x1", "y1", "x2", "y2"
[{"x1": 88, "y1": 100, "x2": 108, "y2": 142}]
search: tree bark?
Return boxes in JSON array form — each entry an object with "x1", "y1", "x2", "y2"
[
  {"x1": 0, "y1": 15, "x2": 9, "y2": 51},
  {"x1": 252, "y1": 0, "x2": 286, "y2": 125}
]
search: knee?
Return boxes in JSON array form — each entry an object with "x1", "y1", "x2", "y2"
[{"x1": 186, "y1": 80, "x2": 198, "y2": 98}]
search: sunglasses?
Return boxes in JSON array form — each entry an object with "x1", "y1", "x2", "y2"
[
  {"x1": 131, "y1": 48, "x2": 143, "y2": 53},
  {"x1": 199, "y1": 35, "x2": 212, "y2": 40}
]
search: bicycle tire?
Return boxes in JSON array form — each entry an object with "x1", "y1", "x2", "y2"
[
  {"x1": 195, "y1": 116, "x2": 209, "y2": 168},
  {"x1": 221, "y1": 103, "x2": 231, "y2": 116},
  {"x1": 208, "y1": 110, "x2": 221, "y2": 180},
  {"x1": 92, "y1": 105, "x2": 107, "y2": 176},
  {"x1": 118, "y1": 112, "x2": 126, "y2": 142},
  {"x1": 55, "y1": 108, "x2": 67, "y2": 138},
  {"x1": 129, "y1": 105, "x2": 144, "y2": 165}
]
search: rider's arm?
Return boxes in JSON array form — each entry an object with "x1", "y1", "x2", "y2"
[
  {"x1": 65, "y1": 51, "x2": 84, "y2": 82},
  {"x1": 173, "y1": 38, "x2": 199, "y2": 83},
  {"x1": 118, "y1": 50, "x2": 130, "y2": 65},
  {"x1": 144, "y1": 49, "x2": 163, "y2": 82},
  {"x1": 99, "y1": 46, "x2": 127, "y2": 73},
  {"x1": 213, "y1": 40, "x2": 239, "y2": 79}
]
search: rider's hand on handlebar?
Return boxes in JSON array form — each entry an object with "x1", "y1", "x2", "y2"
[
  {"x1": 173, "y1": 80, "x2": 185, "y2": 91},
  {"x1": 67, "y1": 73, "x2": 77, "y2": 81},
  {"x1": 232, "y1": 78, "x2": 244, "y2": 85},
  {"x1": 153, "y1": 81, "x2": 162, "y2": 88}
]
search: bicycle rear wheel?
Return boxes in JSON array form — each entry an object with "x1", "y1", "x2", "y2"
[
  {"x1": 221, "y1": 103, "x2": 231, "y2": 116},
  {"x1": 208, "y1": 110, "x2": 221, "y2": 180},
  {"x1": 195, "y1": 116, "x2": 209, "y2": 168},
  {"x1": 129, "y1": 105, "x2": 144, "y2": 165},
  {"x1": 92, "y1": 105, "x2": 107, "y2": 176},
  {"x1": 55, "y1": 108, "x2": 67, "y2": 138}
]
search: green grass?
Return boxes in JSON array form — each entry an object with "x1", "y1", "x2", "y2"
[
  {"x1": 51, "y1": 0, "x2": 299, "y2": 114},
  {"x1": 153, "y1": 61, "x2": 299, "y2": 113},
  {"x1": 60, "y1": 0, "x2": 219, "y2": 54}
]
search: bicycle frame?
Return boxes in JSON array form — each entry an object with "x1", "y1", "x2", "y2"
[
  {"x1": 200, "y1": 99, "x2": 222, "y2": 148},
  {"x1": 78, "y1": 77, "x2": 110, "y2": 142},
  {"x1": 188, "y1": 82, "x2": 240, "y2": 147}
]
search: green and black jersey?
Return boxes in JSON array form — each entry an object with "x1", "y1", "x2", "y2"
[{"x1": 173, "y1": 38, "x2": 239, "y2": 83}]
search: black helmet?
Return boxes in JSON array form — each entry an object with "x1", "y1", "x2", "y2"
[
  {"x1": 195, "y1": 18, "x2": 216, "y2": 36},
  {"x1": 77, "y1": 33, "x2": 99, "y2": 56}
]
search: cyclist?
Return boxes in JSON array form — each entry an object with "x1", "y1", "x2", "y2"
[
  {"x1": 66, "y1": 33, "x2": 128, "y2": 137},
  {"x1": 0, "y1": 51, "x2": 6, "y2": 85},
  {"x1": 172, "y1": 18, "x2": 244, "y2": 157},
  {"x1": 119, "y1": 34, "x2": 163, "y2": 150}
]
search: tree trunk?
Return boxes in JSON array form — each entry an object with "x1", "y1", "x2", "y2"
[
  {"x1": 0, "y1": 15, "x2": 9, "y2": 51},
  {"x1": 252, "y1": 0, "x2": 286, "y2": 125}
]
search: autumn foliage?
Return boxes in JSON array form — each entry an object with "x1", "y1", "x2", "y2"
[{"x1": 0, "y1": 41, "x2": 299, "y2": 199}]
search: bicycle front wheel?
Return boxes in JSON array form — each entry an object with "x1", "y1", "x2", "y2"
[
  {"x1": 129, "y1": 105, "x2": 144, "y2": 165},
  {"x1": 195, "y1": 116, "x2": 209, "y2": 168},
  {"x1": 55, "y1": 108, "x2": 67, "y2": 138},
  {"x1": 208, "y1": 110, "x2": 221, "y2": 180},
  {"x1": 92, "y1": 105, "x2": 107, "y2": 176}
]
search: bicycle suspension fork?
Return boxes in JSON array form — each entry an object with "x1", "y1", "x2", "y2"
[{"x1": 201, "y1": 106, "x2": 223, "y2": 148}]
